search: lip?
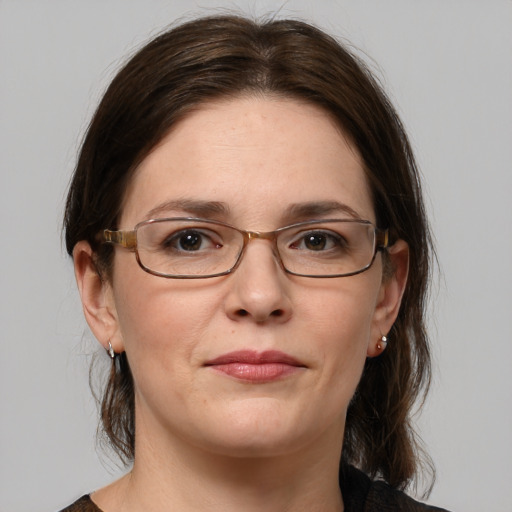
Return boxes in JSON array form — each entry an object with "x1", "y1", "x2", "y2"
[{"x1": 204, "y1": 350, "x2": 306, "y2": 383}]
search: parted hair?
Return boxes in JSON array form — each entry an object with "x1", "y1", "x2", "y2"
[{"x1": 64, "y1": 15, "x2": 434, "y2": 492}]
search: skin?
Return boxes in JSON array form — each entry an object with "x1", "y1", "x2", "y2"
[{"x1": 74, "y1": 96, "x2": 408, "y2": 512}]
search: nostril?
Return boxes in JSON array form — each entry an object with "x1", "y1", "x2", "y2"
[{"x1": 235, "y1": 308, "x2": 284, "y2": 319}]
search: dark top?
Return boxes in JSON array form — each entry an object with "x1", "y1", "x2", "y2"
[{"x1": 59, "y1": 465, "x2": 449, "y2": 512}]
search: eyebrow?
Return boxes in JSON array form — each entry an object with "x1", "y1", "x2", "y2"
[
  {"x1": 144, "y1": 199, "x2": 362, "y2": 223},
  {"x1": 144, "y1": 199, "x2": 230, "y2": 220},
  {"x1": 283, "y1": 201, "x2": 363, "y2": 222}
]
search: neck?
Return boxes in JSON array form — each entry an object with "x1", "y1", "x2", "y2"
[{"x1": 95, "y1": 417, "x2": 345, "y2": 512}]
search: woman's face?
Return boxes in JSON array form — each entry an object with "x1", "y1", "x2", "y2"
[{"x1": 92, "y1": 97, "x2": 401, "y2": 459}]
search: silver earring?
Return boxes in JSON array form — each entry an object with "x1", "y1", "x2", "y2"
[
  {"x1": 107, "y1": 341, "x2": 115, "y2": 359},
  {"x1": 377, "y1": 335, "x2": 388, "y2": 351}
]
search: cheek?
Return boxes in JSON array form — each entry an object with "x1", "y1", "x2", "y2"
[
  {"x1": 299, "y1": 279, "x2": 378, "y2": 347},
  {"x1": 111, "y1": 261, "x2": 223, "y2": 371},
  {"x1": 298, "y1": 280, "x2": 379, "y2": 390},
  {"x1": 111, "y1": 277, "x2": 227, "y2": 429}
]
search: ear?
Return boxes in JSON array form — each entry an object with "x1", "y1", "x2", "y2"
[
  {"x1": 367, "y1": 239, "x2": 409, "y2": 357},
  {"x1": 73, "y1": 241, "x2": 123, "y2": 353}
]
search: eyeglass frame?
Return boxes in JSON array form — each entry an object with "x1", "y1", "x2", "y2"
[{"x1": 100, "y1": 217, "x2": 389, "y2": 279}]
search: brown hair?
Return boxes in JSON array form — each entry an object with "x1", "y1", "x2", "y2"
[{"x1": 64, "y1": 15, "x2": 434, "y2": 491}]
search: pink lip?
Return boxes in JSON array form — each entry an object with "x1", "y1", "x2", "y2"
[{"x1": 204, "y1": 350, "x2": 306, "y2": 382}]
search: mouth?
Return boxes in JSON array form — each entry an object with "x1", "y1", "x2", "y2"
[{"x1": 204, "y1": 350, "x2": 307, "y2": 383}]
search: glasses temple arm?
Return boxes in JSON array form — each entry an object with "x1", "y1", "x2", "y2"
[
  {"x1": 102, "y1": 229, "x2": 137, "y2": 249},
  {"x1": 376, "y1": 229, "x2": 389, "y2": 250}
]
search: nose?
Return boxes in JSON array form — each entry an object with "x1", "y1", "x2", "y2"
[{"x1": 224, "y1": 240, "x2": 292, "y2": 324}]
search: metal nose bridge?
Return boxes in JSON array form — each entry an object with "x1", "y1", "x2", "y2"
[
  {"x1": 241, "y1": 230, "x2": 284, "y2": 271},
  {"x1": 246, "y1": 230, "x2": 277, "y2": 241}
]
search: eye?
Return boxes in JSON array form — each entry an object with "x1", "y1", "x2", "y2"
[
  {"x1": 303, "y1": 233, "x2": 328, "y2": 251},
  {"x1": 163, "y1": 229, "x2": 221, "y2": 252},
  {"x1": 291, "y1": 230, "x2": 347, "y2": 252}
]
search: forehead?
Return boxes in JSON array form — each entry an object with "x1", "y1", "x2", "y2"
[{"x1": 120, "y1": 96, "x2": 374, "y2": 227}]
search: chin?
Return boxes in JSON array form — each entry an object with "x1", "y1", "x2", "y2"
[{"x1": 192, "y1": 400, "x2": 331, "y2": 459}]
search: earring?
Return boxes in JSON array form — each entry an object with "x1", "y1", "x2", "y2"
[
  {"x1": 107, "y1": 341, "x2": 115, "y2": 359},
  {"x1": 377, "y1": 335, "x2": 388, "y2": 351}
]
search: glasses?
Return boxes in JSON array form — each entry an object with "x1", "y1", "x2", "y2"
[{"x1": 101, "y1": 217, "x2": 389, "y2": 279}]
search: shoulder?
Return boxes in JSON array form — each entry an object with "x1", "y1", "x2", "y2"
[
  {"x1": 59, "y1": 495, "x2": 102, "y2": 512},
  {"x1": 340, "y1": 464, "x2": 450, "y2": 512},
  {"x1": 366, "y1": 481, "x2": 450, "y2": 512}
]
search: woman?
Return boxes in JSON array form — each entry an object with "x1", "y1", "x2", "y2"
[{"x1": 62, "y1": 15, "x2": 448, "y2": 511}]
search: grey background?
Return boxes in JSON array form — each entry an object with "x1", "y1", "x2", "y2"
[{"x1": 1, "y1": 1, "x2": 511, "y2": 511}]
